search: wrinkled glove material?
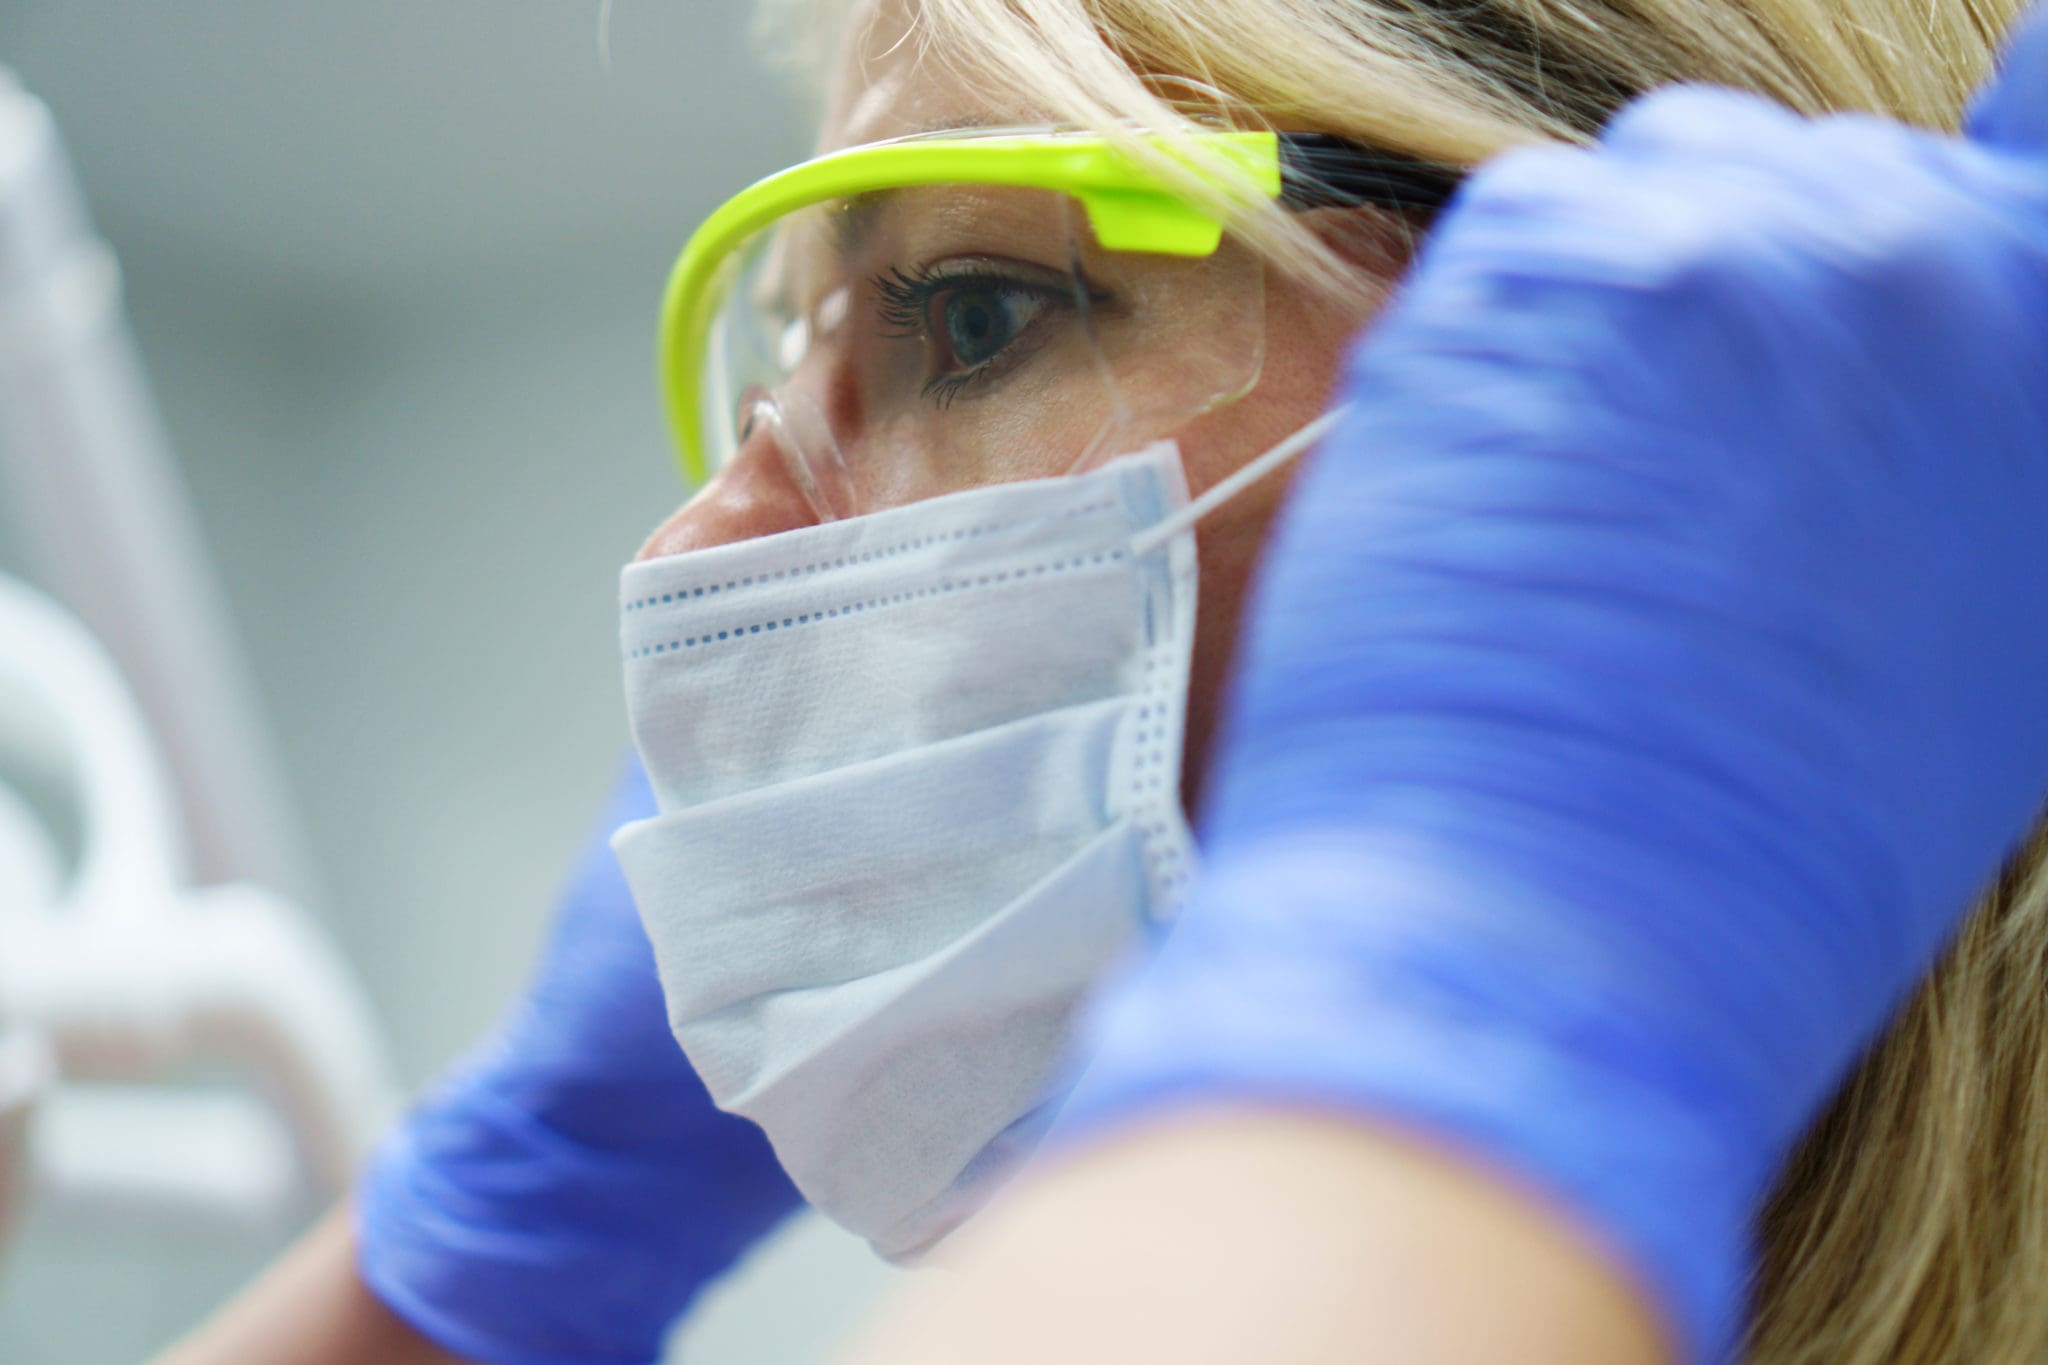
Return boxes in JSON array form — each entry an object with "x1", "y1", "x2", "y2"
[
  {"x1": 1054, "y1": 17, "x2": 2048, "y2": 1362},
  {"x1": 356, "y1": 757, "x2": 802, "y2": 1365}
]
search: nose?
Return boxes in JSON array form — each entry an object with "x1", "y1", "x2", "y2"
[{"x1": 636, "y1": 407, "x2": 819, "y2": 561}]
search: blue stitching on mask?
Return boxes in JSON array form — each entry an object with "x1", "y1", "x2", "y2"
[
  {"x1": 625, "y1": 549, "x2": 1127, "y2": 657},
  {"x1": 622, "y1": 497, "x2": 1120, "y2": 612}
]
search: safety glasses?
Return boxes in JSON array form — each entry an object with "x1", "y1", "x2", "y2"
[{"x1": 659, "y1": 126, "x2": 1461, "y2": 520}]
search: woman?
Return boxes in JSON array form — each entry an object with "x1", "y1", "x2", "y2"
[{"x1": 161, "y1": 0, "x2": 2042, "y2": 1360}]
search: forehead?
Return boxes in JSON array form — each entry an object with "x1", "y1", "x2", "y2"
[{"x1": 820, "y1": 0, "x2": 1022, "y2": 151}]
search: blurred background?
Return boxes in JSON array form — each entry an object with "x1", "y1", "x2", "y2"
[{"x1": 0, "y1": 2, "x2": 901, "y2": 1359}]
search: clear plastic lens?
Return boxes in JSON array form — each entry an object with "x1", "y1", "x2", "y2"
[{"x1": 701, "y1": 184, "x2": 1264, "y2": 518}]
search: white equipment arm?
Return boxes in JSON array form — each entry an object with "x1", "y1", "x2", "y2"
[
  {"x1": 0, "y1": 66, "x2": 316, "y2": 905},
  {"x1": 0, "y1": 576, "x2": 395, "y2": 1239},
  {"x1": 0, "y1": 68, "x2": 396, "y2": 1250}
]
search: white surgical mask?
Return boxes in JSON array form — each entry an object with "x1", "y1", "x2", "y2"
[{"x1": 613, "y1": 417, "x2": 1339, "y2": 1257}]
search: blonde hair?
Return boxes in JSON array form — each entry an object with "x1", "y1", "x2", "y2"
[
  {"x1": 758, "y1": 0, "x2": 2040, "y2": 1358},
  {"x1": 766, "y1": 0, "x2": 2017, "y2": 299}
]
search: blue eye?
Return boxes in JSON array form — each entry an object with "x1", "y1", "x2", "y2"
[
  {"x1": 872, "y1": 261, "x2": 1089, "y2": 407},
  {"x1": 941, "y1": 286, "x2": 1047, "y2": 369}
]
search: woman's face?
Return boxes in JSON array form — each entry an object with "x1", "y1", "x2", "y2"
[{"x1": 639, "y1": 1, "x2": 1392, "y2": 805}]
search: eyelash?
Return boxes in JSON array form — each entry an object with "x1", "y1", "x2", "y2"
[
  {"x1": 871, "y1": 263, "x2": 952, "y2": 338},
  {"x1": 870, "y1": 261, "x2": 1094, "y2": 409}
]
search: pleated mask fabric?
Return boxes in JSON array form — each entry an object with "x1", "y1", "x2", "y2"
[{"x1": 613, "y1": 443, "x2": 1200, "y2": 1257}]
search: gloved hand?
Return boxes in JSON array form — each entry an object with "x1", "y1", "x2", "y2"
[
  {"x1": 356, "y1": 756, "x2": 802, "y2": 1365},
  {"x1": 1055, "y1": 11, "x2": 2048, "y2": 1363}
]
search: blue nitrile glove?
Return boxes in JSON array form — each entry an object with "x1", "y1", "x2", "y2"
[
  {"x1": 356, "y1": 756, "x2": 802, "y2": 1365},
  {"x1": 1055, "y1": 12, "x2": 2048, "y2": 1363}
]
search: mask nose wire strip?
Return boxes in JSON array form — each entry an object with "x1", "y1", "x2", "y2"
[{"x1": 1127, "y1": 405, "x2": 1351, "y2": 560}]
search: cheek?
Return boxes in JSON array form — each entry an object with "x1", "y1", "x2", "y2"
[
  {"x1": 1180, "y1": 459, "x2": 1298, "y2": 816},
  {"x1": 1170, "y1": 280, "x2": 1382, "y2": 810}
]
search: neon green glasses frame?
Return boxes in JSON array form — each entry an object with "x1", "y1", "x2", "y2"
[{"x1": 657, "y1": 128, "x2": 1287, "y2": 485}]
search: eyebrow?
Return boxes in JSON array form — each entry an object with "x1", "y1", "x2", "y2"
[
  {"x1": 832, "y1": 190, "x2": 896, "y2": 261},
  {"x1": 829, "y1": 115, "x2": 1008, "y2": 260}
]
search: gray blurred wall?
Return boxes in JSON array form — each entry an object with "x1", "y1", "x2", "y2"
[{"x1": 0, "y1": 3, "x2": 897, "y2": 1359}]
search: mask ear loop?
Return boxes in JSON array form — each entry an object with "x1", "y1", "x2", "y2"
[{"x1": 1128, "y1": 404, "x2": 1350, "y2": 559}]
